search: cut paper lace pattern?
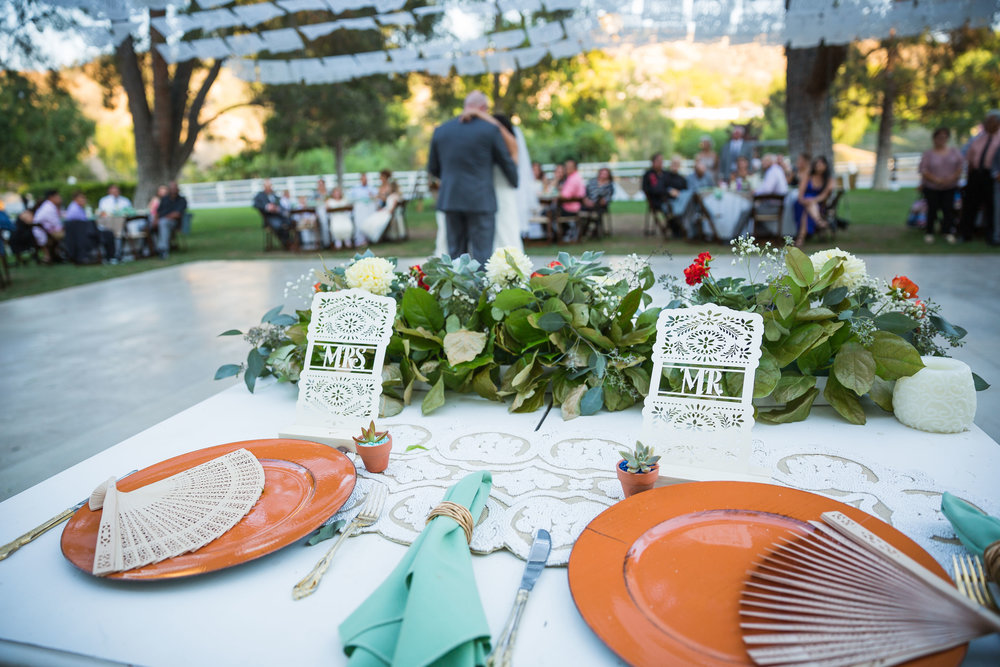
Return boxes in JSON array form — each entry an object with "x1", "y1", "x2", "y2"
[
  {"x1": 90, "y1": 448, "x2": 265, "y2": 575},
  {"x1": 328, "y1": 410, "x2": 998, "y2": 569}
]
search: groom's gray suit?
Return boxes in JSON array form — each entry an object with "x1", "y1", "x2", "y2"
[{"x1": 427, "y1": 116, "x2": 518, "y2": 264}]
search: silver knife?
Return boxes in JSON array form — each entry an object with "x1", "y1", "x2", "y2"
[
  {"x1": 486, "y1": 529, "x2": 552, "y2": 667},
  {"x1": 0, "y1": 469, "x2": 138, "y2": 562}
]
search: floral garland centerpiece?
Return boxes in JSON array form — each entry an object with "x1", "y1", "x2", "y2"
[
  {"x1": 217, "y1": 248, "x2": 661, "y2": 419},
  {"x1": 664, "y1": 236, "x2": 981, "y2": 424}
]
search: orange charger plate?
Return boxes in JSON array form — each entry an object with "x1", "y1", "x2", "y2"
[
  {"x1": 61, "y1": 438, "x2": 356, "y2": 580},
  {"x1": 568, "y1": 481, "x2": 964, "y2": 667}
]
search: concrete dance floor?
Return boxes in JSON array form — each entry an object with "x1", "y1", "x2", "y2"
[{"x1": 1, "y1": 255, "x2": 998, "y2": 501}]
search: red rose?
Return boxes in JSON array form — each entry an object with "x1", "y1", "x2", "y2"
[
  {"x1": 891, "y1": 275, "x2": 918, "y2": 298},
  {"x1": 683, "y1": 263, "x2": 709, "y2": 286}
]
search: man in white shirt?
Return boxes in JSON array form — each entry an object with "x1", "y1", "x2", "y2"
[
  {"x1": 97, "y1": 184, "x2": 132, "y2": 216},
  {"x1": 754, "y1": 154, "x2": 789, "y2": 196}
]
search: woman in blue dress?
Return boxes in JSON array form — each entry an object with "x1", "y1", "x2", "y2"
[{"x1": 793, "y1": 156, "x2": 834, "y2": 247}]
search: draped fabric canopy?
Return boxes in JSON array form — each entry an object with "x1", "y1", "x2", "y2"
[{"x1": 32, "y1": 0, "x2": 1000, "y2": 83}]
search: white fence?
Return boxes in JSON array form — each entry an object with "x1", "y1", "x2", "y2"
[{"x1": 179, "y1": 155, "x2": 922, "y2": 210}]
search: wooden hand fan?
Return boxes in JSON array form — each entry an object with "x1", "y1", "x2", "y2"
[
  {"x1": 89, "y1": 448, "x2": 265, "y2": 575},
  {"x1": 740, "y1": 511, "x2": 1000, "y2": 666}
]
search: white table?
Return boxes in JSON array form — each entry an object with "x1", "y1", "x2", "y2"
[{"x1": 1, "y1": 382, "x2": 998, "y2": 666}]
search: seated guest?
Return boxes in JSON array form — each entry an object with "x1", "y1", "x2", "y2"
[
  {"x1": 97, "y1": 184, "x2": 131, "y2": 217},
  {"x1": 359, "y1": 180, "x2": 401, "y2": 243},
  {"x1": 583, "y1": 167, "x2": 614, "y2": 213},
  {"x1": 729, "y1": 156, "x2": 758, "y2": 193},
  {"x1": 325, "y1": 186, "x2": 353, "y2": 249},
  {"x1": 542, "y1": 164, "x2": 565, "y2": 197},
  {"x1": 687, "y1": 159, "x2": 716, "y2": 192},
  {"x1": 154, "y1": 181, "x2": 187, "y2": 259},
  {"x1": 148, "y1": 185, "x2": 167, "y2": 219},
  {"x1": 780, "y1": 152, "x2": 811, "y2": 237},
  {"x1": 279, "y1": 189, "x2": 293, "y2": 212},
  {"x1": 253, "y1": 178, "x2": 293, "y2": 249},
  {"x1": 350, "y1": 173, "x2": 377, "y2": 247},
  {"x1": 313, "y1": 178, "x2": 330, "y2": 248},
  {"x1": 696, "y1": 136, "x2": 719, "y2": 183},
  {"x1": 376, "y1": 169, "x2": 394, "y2": 208},
  {"x1": 793, "y1": 156, "x2": 834, "y2": 247},
  {"x1": 64, "y1": 191, "x2": 115, "y2": 263},
  {"x1": 755, "y1": 153, "x2": 789, "y2": 196},
  {"x1": 292, "y1": 195, "x2": 318, "y2": 250},
  {"x1": 665, "y1": 155, "x2": 692, "y2": 218},
  {"x1": 552, "y1": 157, "x2": 585, "y2": 241},
  {"x1": 33, "y1": 190, "x2": 64, "y2": 262},
  {"x1": 642, "y1": 152, "x2": 670, "y2": 214}
]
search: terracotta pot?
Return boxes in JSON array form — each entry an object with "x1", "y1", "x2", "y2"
[
  {"x1": 616, "y1": 460, "x2": 660, "y2": 498},
  {"x1": 356, "y1": 434, "x2": 392, "y2": 473}
]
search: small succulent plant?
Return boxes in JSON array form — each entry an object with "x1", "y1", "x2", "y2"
[
  {"x1": 353, "y1": 420, "x2": 389, "y2": 448},
  {"x1": 619, "y1": 441, "x2": 660, "y2": 474}
]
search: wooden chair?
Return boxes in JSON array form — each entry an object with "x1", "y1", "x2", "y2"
[
  {"x1": 750, "y1": 194, "x2": 786, "y2": 240},
  {"x1": 577, "y1": 205, "x2": 608, "y2": 240},
  {"x1": 551, "y1": 197, "x2": 584, "y2": 243},
  {"x1": 122, "y1": 214, "x2": 152, "y2": 259},
  {"x1": 688, "y1": 193, "x2": 721, "y2": 243},
  {"x1": 643, "y1": 200, "x2": 684, "y2": 240},
  {"x1": 822, "y1": 189, "x2": 844, "y2": 239},
  {"x1": 259, "y1": 209, "x2": 297, "y2": 252},
  {"x1": 643, "y1": 202, "x2": 665, "y2": 237},
  {"x1": 326, "y1": 204, "x2": 355, "y2": 249}
]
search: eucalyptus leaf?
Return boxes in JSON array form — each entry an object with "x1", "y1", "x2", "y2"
[
  {"x1": 402, "y1": 287, "x2": 445, "y2": 332},
  {"x1": 569, "y1": 303, "x2": 589, "y2": 327},
  {"x1": 561, "y1": 383, "x2": 587, "y2": 420},
  {"x1": 260, "y1": 305, "x2": 283, "y2": 323},
  {"x1": 214, "y1": 364, "x2": 241, "y2": 380},
  {"x1": 874, "y1": 312, "x2": 920, "y2": 335},
  {"x1": 245, "y1": 348, "x2": 266, "y2": 393},
  {"x1": 421, "y1": 376, "x2": 446, "y2": 415},
  {"x1": 534, "y1": 311, "x2": 569, "y2": 332},
  {"x1": 785, "y1": 247, "x2": 814, "y2": 287},
  {"x1": 869, "y1": 377, "x2": 895, "y2": 412},
  {"x1": 493, "y1": 288, "x2": 535, "y2": 311},
  {"x1": 929, "y1": 314, "x2": 966, "y2": 340},
  {"x1": 270, "y1": 314, "x2": 297, "y2": 326},
  {"x1": 306, "y1": 520, "x2": 346, "y2": 546},
  {"x1": 756, "y1": 387, "x2": 820, "y2": 424},
  {"x1": 822, "y1": 286, "x2": 849, "y2": 307},
  {"x1": 445, "y1": 314, "x2": 460, "y2": 333},
  {"x1": 972, "y1": 373, "x2": 990, "y2": 391},
  {"x1": 577, "y1": 327, "x2": 614, "y2": 350},
  {"x1": 823, "y1": 374, "x2": 866, "y2": 425},
  {"x1": 635, "y1": 307, "x2": 662, "y2": 329},
  {"x1": 832, "y1": 342, "x2": 876, "y2": 396},
  {"x1": 580, "y1": 385, "x2": 604, "y2": 416},
  {"x1": 219, "y1": 329, "x2": 243, "y2": 336},
  {"x1": 589, "y1": 351, "x2": 607, "y2": 379},
  {"x1": 379, "y1": 395, "x2": 404, "y2": 418},
  {"x1": 871, "y1": 331, "x2": 924, "y2": 381}
]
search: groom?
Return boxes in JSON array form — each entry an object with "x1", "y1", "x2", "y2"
[{"x1": 427, "y1": 91, "x2": 518, "y2": 264}]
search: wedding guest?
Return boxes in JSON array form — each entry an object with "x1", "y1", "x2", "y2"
[
  {"x1": 530, "y1": 162, "x2": 545, "y2": 210},
  {"x1": 665, "y1": 155, "x2": 692, "y2": 218},
  {"x1": 148, "y1": 185, "x2": 167, "y2": 220},
  {"x1": 642, "y1": 153, "x2": 670, "y2": 215},
  {"x1": 154, "y1": 181, "x2": 187, "y2": 259},
  {"x1": 959, "y1": 109, "x2": 1000, "y2": 245},
  {"x1": 687, "y1": 159, "x2": 716, "y2": 192},
  {"x1": 583, "y1": 167, "x2": 614, "y2": 213},
  {"x1": 65, "y1": 191, "x2": 115, "y2": 262},
  {"x1": 696, "y1": 135, "x2": 719, "y2": 182},
  {"x1": 729, "y1": 156, "x2": 757, "y2": 193},
  {"x1": 253, "y1": 178, "x2": 293, "y2": 250},
  {"x1": 543, "y1": 164, "x2": 565, "y2": 197},
  {"x1": 554, "y1": 157, "x2": 585, "y2": 240},
  {"x1": 793, "y1": 156, "x2": 834, "y2": 247},
  {"x1": 325, "y1": 186, "x2": 353, "y2": 249},
  {"x1": 376, "y1": 170, "x2": 395, "y2": 208},
  {"x1": 32, "y1": 190, "x2": 64, "y2": 261},
  {"x1": 350, "y1": 173, "x2": 377, "y2": 247},
  {"x1": 919, "y1": 127, "x2": 964, "y2": 244},
  {"x1": 279, "y1": 189, "x2": 293, "y2": 212},
  {"x1": 292, "y1": 195, "x2": 318, "y2": 249},
  {"x1": 97, "y1": 184, "x2": 131, "y2": 217},
  {"x1": 755, "y1": 154, "x2": 789, "y2": 196},
  {"x1": 719, "y1": 125, "x2": 755, "y2": 182},
  {"x1": 781, "y1": 152, "x2": 811, "y2": 237}
]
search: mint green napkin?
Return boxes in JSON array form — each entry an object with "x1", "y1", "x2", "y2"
[
  {"x1": 339, "y1": 472, "x2": 493, "y2": 667},
  {"x1": 941, "y1": 492, "x2": 1000, "y2": 556}
]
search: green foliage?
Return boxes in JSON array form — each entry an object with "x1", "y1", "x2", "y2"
[
  {"x1": 0, "y1": 71, "x2": 95, "y2": 185},
  {"x1": 921, "y1": 27, "x2": 1000, "y2": 139},
  {"x1": 671, "y1": 124, "x2": 731, "y2": 159},
  {"x1": 523, "y1": 120, "x2": 617, "y2": 164},
  {"x1": 94, "y1": 123, "x2": 137, "y2": 181}
]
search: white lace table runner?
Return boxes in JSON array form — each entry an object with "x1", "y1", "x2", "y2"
[{"x1": 328, "y1": 403, "x2": 997, "y2": 568}]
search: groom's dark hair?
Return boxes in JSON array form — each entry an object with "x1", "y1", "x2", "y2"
[{"x1": 493, "y1": 113, "x2": 514, "y2": 134}]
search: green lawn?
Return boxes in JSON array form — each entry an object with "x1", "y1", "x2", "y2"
[{"x1": 2, "y1": 188, "x2": 996, "y2": 301}]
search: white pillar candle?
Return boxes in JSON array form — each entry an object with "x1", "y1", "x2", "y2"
[{"x1": 892, "y1": 356, "x2": 977, "y2": 433}]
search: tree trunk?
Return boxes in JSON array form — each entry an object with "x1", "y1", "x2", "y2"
[
  {"x1": 786, "y1": 44, "x2": 848, "y2": 164},
  {"x1": 116, "y1": 9, "x2": 222, "y2": 205},
  {"x1": 872, "y1": 39, "x2": 897, "y2": 190},
  {"x1": 335, "y1": 137, "x2": 345, "y2": 188}
]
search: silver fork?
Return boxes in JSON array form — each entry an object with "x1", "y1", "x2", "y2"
[
  {"x1": 293, "y1": 485, "x2": 387, "y2": 600},
  {"x1": 952, "y1": 553, "x2": 998, "y2": 612}
]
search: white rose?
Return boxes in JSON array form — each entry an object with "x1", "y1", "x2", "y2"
[
  {"x1": 344, "y1": 256, "x2": 396, "y2": 295},
  {"x1": 809, "y1": 248, "x2": 867, "y2": 290}
]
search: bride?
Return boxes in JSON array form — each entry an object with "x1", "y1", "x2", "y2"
[{"x1": 435, "y1": 111, "x2": 532, "y2": 256}]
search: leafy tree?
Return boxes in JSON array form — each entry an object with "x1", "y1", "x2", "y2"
[
  {"x1": 785, "y1": 44, "x2": 848, "y2": 165},
  {"x1": 920, "y1": 27, "x2": 1000, "y2": 140},
  {"x1": 0, "y1": 70, "x2": 95, "y2": 185}
]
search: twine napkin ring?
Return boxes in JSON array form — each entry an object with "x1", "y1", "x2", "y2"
[
  {"x1": 426, "y1": 501, "x2": 474, "y2": 544},
  {"x1": 985, "y1": 539, "x2": 1000, "y2": 584}
]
